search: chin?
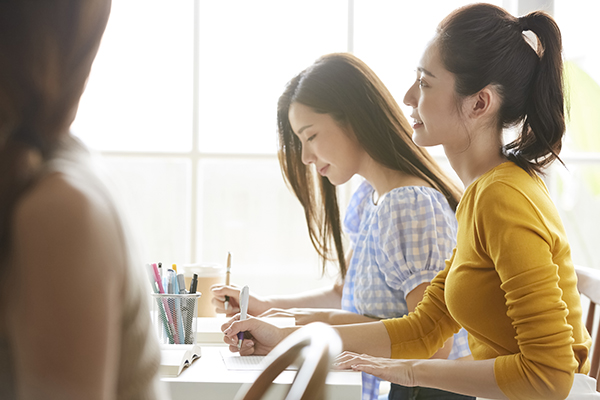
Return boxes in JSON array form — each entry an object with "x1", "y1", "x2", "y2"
[
  {"x1": 326, "y1": 176, "x2": 350, "y2": 187},
  {"x1": 412, "y1": 132, "x2": 435, "y2": 148}
]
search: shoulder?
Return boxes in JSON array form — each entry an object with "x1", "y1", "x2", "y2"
[
  {"x1": 381, "y1": 186, "x2": 454, "y2": 217},
  {"x1": 464, "y1": 162, "x2": 552, "y2": 227},
  {"x1": 13, "y1": 167, "x2": 126, "y2": 279},
  {"x1": 344, "y1": 180, "x2": 373, "y2": 232},
  {"x1": 376, "y1": 186, "x2": 457, "y2": 239},
  {"x1": 470, "y1": 162, "x2": 545, "y2": 208},
  {"x1": 16, "y1": 170, "x2": 113, "y2": 233},
  {"x1": 348, "y1": 180, "x2": 373, "y2": 207}
]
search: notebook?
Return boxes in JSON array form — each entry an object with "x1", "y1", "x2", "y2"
[
  {"x1": 160, "y1": 344, "x2": 202, "y2": 377},
  {"x1": 219, "y1": 348, "x2": 298, "y2": 371}
]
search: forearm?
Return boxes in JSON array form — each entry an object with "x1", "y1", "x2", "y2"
[
  {"x1": 335, "y1": 321, "x2": 392, "y2": 357},
  {"x1": 262, "y1": 285, "x2": 342, "y2": 312},
  {"x1": 328, "y1": 310, "x2": 380, "y2": 325},
  {"x1": 413, "y1": 359, "x2": 506, "y2": 399}
]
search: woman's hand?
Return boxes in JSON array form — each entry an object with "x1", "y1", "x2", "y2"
[
  {"x1": 258, "y1": 307, "x2": 330, "y2": 325},
  {"x1": 334, "y1": 351, "x2": 416, "y2": 387},
  {"x1": 221, "y1": 315, "x2": 293, "y2": 355},
  {"x1": 211, "y1": 284, "x2": 269, "y2": 317}
]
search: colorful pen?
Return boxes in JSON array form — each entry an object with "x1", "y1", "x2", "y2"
[
  {"x1": 147, "y1": 263, "x2": 174, "y2": 343},
  {"x1": 152, "y1": 263, "x2": 180, "y2": 344},
  {"x1": 237, "y1": 285, "x2": 249, "y2": 350},
  {"x1": 171, "y1": 271, "x2": 185, "y2": 344}
]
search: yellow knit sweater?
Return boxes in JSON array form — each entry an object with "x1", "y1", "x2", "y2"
[{"x1": 382, "y1": 162, "x2": 591, "y2": 400}]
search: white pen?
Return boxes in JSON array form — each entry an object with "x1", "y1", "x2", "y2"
[{"x1": 237, "y1": 285, "x2": 249, "y2": 350}]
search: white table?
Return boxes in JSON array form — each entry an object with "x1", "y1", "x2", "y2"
[{"x1": 162, "y1": 345, "x2": 362, "y2": 399}]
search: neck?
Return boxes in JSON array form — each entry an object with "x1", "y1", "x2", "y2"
[
  {"x1": 360, "y1": 158, "x2": 431, "y2": 201},
  {"x1": 443, "y1": 128, "x2": 506, "y2": 188}
]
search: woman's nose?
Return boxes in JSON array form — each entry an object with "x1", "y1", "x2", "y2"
[
  {"x1": 403, "y1": 80, "x2": 418, "y2": 108},
  {"x1": 301, "y1": 145, "x2": 315, "y2": 165}
]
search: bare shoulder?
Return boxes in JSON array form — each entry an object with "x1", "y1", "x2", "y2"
[
  {"x1": 13, "y1": 170, "x2": 126, "y2": 279},
  {"x1": 15, "y1": 171, "x2": 112, "y2": 229}
]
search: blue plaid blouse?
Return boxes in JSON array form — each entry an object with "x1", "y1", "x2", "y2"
[{"x1": 342, "y1": 180, "x2": 471, "y2": 400}]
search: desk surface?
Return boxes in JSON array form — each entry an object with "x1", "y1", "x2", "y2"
[{"x1": 162, "y1": 345, "x2": 362, "y2": 400}]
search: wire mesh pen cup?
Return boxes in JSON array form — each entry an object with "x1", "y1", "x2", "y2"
[{"x1": 152, "y1": 293, "x2": 202, "y2": 345}]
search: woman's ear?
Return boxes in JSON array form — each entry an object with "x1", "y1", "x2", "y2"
[{"x1": 465, "y1": 85, "x2": 501, "y2": 121}]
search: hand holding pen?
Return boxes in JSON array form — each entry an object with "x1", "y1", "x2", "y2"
[
  {"x1": 211, "y1": 284, "x2": 267, "y2": 316},
  {"x1": 221, "y1": 307, "x2": 291, "y2": 356}
]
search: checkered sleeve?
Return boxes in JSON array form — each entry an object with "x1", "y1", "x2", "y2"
[{"x1": 376, "y1": 187, "x2": 458, "y2": 298}]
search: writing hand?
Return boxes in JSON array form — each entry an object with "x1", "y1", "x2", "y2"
[{"x1": 221, "y1": 315, "x2": 292, "y2": 356}]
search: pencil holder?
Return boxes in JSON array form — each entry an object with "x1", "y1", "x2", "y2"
[{"x1": 152, "y1": 293, "x2": 202, "y2": 345}]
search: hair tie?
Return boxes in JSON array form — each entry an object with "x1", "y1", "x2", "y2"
[{"x1": 518, "y1": 16, "x2": 530, "y2": 32}]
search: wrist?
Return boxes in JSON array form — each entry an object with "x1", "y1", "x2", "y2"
[
  {"x1": 255, "y1": 296, "x2": 273, "y2": 314},
  {"x1": 410, "y1": 359, "x2": 424, "y2": 387}
]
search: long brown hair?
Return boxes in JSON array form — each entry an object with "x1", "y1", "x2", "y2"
[
  {"x1": 277, "y1": 53, "x2": 462, "y2": 277},
  {"x1": 436, "y1": 3, "x2": 565, "y2": 175},
  {"x1": 0, "y1": 0, "x2": 112, "y2": 263}
]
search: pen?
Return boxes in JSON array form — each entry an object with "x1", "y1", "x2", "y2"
[
  {"x1": 177, "y1": 273, "x2": 191, "y2": 343},
  {"x1": 186, "y1": 274, "x2": 198, "y2": 343},
  {"x1": 146, "y1": 263, "x2": 174, "y2": 343},
  {"x1": 167, "y1": 269, "x2": 174, "y2": 294},
  {"x1": 152, "y1": 263, "x2": 180, "y2": 344},
  {"x1": 189, "y1": 273, "x2": 198, "y2": 294},
  {"x1": 177, "y1": 274, "x2": 187, "y2": 294},
  {"x1": 224, "y1": 252, "x2": 231, "y2": 311},
  {"x1": 238, "y1": 285, "x2": 249, "y2": 350},
  {"x1": 171, "y1": 271, "x2": 185, "y2": 344}
]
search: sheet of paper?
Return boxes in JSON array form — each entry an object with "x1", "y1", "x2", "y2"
[{"x1": 219, "y1": 348, "x2": 297, "y2": 371}]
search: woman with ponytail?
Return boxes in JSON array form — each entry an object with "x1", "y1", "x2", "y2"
[
  {"x1": 0, "y1": 2, "x2": 166, "y2": 399},
  {"x1": 223, "y1": 3, "x2": 596, "y2": 399}
]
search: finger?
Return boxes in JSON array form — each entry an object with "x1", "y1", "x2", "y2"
[
  {"x1": 211, "y1": 285, "x2": 241, "y2": 298},
  {"x1": 333, "y1": 358, "x2": 358, "y2": 370},
  {"x1": 211, "y1": 294, "x2": 226, "y2": 303},
  {"x1": 351, "y1": 363, "x2": 373, "y2": 373},
  {"x1": 221, "y1": 314, "x2": 241, "y2": 334},
  {"x1": 351, "y1": 364, "x2": 391, "y2": 382},
  {"x1": 334, "y1": 351, "x2": 359, "y2": 363},
  {"x1": 217, "y1": 300, "x2": 240, "y2": 316},
  {"x1": 222, "y1": 329, "x2": 239, "y2": 346},
  {"x1": 238, "y1": 340, "x2": 256, "y2": 356},
  {"x1": 226, "y1": 306, "x2": 240, "y2": 316},
  {"x1": 223, "y1": 317, "x2": 251, "y2": 339}
]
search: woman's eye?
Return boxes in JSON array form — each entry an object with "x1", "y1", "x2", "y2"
[
  {"x1": 307, "y1": 134, "x2": 317, "y2": 142},
  {"x1": 418, "y1": 78, "x2": 427, "y2": 88}
]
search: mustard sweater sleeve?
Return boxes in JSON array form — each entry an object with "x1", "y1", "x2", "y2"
[
  {"x1": 382, "y1": 259, "x2": 461, "y2": 360},
  {"x1": 477, "y1": 180, "x2": 578, "y2": 400}
]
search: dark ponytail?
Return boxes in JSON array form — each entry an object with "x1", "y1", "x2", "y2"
[
  {"x1": 505, "y1": 12, "x2": 565, "y2": 172},
  {"x1": 436, "y1": 4, "x2": 565, "y2": 174}
]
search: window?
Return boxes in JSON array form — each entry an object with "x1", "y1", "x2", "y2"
[
  {"x1": 71, "y1": 0, "x2": 600, "y2": 300},
  {"x1": 548, "y1": 0, "x2": 600, "y2": 270}
]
